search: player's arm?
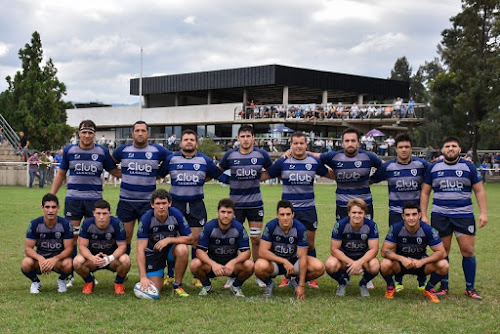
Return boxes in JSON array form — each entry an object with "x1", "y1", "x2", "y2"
[
  {"x1": 50, "y1": 168, "x2": 67, "y2": 194},
  {"x1": 330, "y1": 239, "x2": 352, "y2": 265},
  {"x1": 348, "y1": 239, "x2": 379, "y2": 275},
  {"x1": 420, "y1": 183, "x2": 432, "y2": 223},
  {"x1": 24, "y1": 239, "x2": 45, "y2": 263},
  {"x1": 224, "y1": 249, "x2": 251, "y2": 274},
  {"x1": 472, "y1": 181, "x2": 488, "y2": 228},
  {"x1": 195, "y1": 248, "x2": 223, "y2": 273},
  {"x1": 112, "y1": 241, "x2": 127, "y2": 260},
  {"x1": 381, "y1": 241, "x2": 414, "y2": 268},
  {"x1": 136, "y1": 239, "x2": 153, "y2": 288},
  {"x1": 414, "y1": 243, "x2": 446, "y2": 268},
  {"x1": 154, "y1": 234, "x2": 193, "y2": 252},
  {"x1": 109, "y1": 167, "x2": 122, "y2": 178},
  {"x1": 42, "y1": 238, "x2": 73, "y2": 273},
  {"x1": 324, "y1": 167, "x2": 336, "y2": 180},
  {"x1": 258, "y1": 239, "x2": 292, "y2": 266}
]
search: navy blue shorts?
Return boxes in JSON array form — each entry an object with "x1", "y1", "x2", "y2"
[
  {"x1": 398, "y1": 262, "x2": 427, "y2": 277},
  {"x1": 117, "y1": 200, "x2": 151, "y2": 223},
  {"x1": 336, "y1": 204, "x2": 374, "y2": 221},
  {"x1": 272, "y1": 258, "x2": 299, "y2": 277},
  {"x1": 145, "y1": 244, "x2": 176, "y2": 274},
  {"x1": 389, "y1": 213, "x2": 404, "y2": 226},
  {"x1": 172, "y1": 199, "x2": 207, "y2": 228},
  {"x1": 294, "y1": 209, "x2": 318, "y2": 231},
  {"x1": 235, "y1": 207, "x2": 264, "y2": 223},
  {"x1": 431, "y1": 215, "x2": 476, "y2": 237},
  {"x1": 65, "y1": 199, "x2": 97, "y2": 221}
]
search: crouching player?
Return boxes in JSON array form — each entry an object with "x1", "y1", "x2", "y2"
[
  {"x1": 325, "y1": 198, "x2": 380, "y2": 297},
  {"x1": 73, "y1": 200, "x2": 130, "y2": 294},
  {"x1": 380, "y1": 202, "x2": 449, "y2": 303},
  {"x1": 136, "y1": 189, "x2": 193, "y2": 297},
  {"x1": 254, "y1": 200, "x2": 325, "y2": 299},
  {"x1": 21, "y1": 194, "x2": 73, "y2": 294},
  {"x1": 190, "y1": 198, "x2": 254, "y2": 297}
]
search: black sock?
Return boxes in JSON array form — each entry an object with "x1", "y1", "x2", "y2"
[
  {"x1": 359, "y1": 271, "x2": 376, "y2": 286},
  {"x1": 21, "y1": 269, "x2": 40, "y2": 283},
  {"x1": 382, "y1": 274, "x2": 394, "y2": 287}
]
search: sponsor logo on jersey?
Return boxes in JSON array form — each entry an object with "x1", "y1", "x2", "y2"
[
  {"x1": 145, "y1": 152, "x2": 153, "y2": 159},
  {"x1": 416, "y1": 237, "x2": 422, "y2": 244},
  {"x1": 229, "y1": 238, "x2": 235, "y2": 245},
  {"x1": 153, "y1": 227, "x2": 158, "y2": 233},
  {"x1": 337, "y1": 162, "x2": 343, "y2": 168},
  {"x1": 393, "y1": 171, "x2": 401, "y2": 177},
  {"x1": 55, "y1": 232, "x2": 62, "y2": 239},
  {"x1": 234, "y1": 160, "x2": 240, "y2": 165},
  {"x1": 251, "y1": 158, "x2": 258, "y2": 165},
  {"x1": 288, "y1": 237, "x2": 294, "y2": 243},
  {"x1": 361, "y1": 233, "x2": 367, "y2": 240},
  {"x1": 437, "y1": 171, "x2": 444, "y2": 177},
  {"x1": 456, "y1": 170, "x2": 463, "y2": 177},
  {"x1": 215, "y1": 239, "x2": 221, "y2": 244},
  {"x1": 354, "y1": 161, "x2": 362, "y2": 168},
  {"x1": 128, "y1": 153, "x2": 134, "y2": 158},
  {"x1": 305, "y1": 163, "x2": 312, "y2": 170},
  {"x1": 106, "y1": 233, "x2": 112, "y2": 240},
  {"x1": 168, "y1": 224, "x2": 175, "y2": 231},
  {"x1": 411, "y1": 169, "x2": 418, "y2": 176},
  {"x1": 75, "y1": 154, "x2": 80, "y2": 160},
  {"x1": 193, "y1": 163, "x2": 200, "y2": 171},
  {"x1": 176, "y1": 164, "x2": 183, "y2": 169},
  {"x1": 91, "y1": 154, "x2": 99, "y2": 161},
  {"x1": 289, "y1": 164, "x2": 295, "y2": 169}
]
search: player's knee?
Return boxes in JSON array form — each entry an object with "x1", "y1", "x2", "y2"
[
  {"x1": 254, "y1": 259, "x2": 269, "y2": 276},
  {"x1": 190, "y1": 258, "x2": 202, "y2": 272},
  {"x1": 174, "y1": 244, "x2": 189, "y2": 259},
  {"x1": 243, "y1": 259, "x2": 255, "y2": 274},
  {"x1": 437, "y1": 259, "x2": 449, "y2": 274},
  {"x1": 380, "y1": 259, "x2": 392, "y2": 274},
  {"x1": 460, "y1": 248, "x2": 474, "y2": 257},
  {"x1": 311, "y1": 258, "x2": 325, "y2": 276},
  {"x1": 61, "y1": 258, "x2": 73, "y2": 273},
  {"x1": 325, "y1": 256, "x2": 339, "y2": 273},
  {"x1": 119, "y1": 254, "x2": 131, "y2": 269},
  {"x1": 368, "y1": 258, "x2": 380, "y2": 274},
  {"x1": 21, "y1": 257, "x2": 35, "y2": 271},
  {"x1": 73, "y1": 255, "x2": 86, "y2": 269}
]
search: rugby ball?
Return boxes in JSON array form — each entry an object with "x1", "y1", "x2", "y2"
[{"x1": 133, "y1": 282, "x2": 160, "y2": 300}]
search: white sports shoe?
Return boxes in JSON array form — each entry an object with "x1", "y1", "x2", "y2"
[
  {"x1": 57, "y1": 279, "x2": 67, "y2": 293},
  {"x1": 224, "y1": 277, "x2": 236, "y2": 288},
  {"x1": 366, "y1": 280, "x2": 374, "y2": 289},
  {"x1": 30, "y1": 281, "x2": 42, "y2": 294},
  {"x1": 65, "y1": 276, "x2": 75, "y2": 287},
  {"x1": 255, "y1": 277, "x2": 267, "y2": 288}
]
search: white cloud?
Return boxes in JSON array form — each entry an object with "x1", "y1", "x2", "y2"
[
  {"x1": 183, "y1": 16, "x2": 196, "y2": 24},
  {"x1": 0, "y1": 42, "x2": 10, "y2": 57}
]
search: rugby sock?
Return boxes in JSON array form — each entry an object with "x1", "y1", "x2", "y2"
[
  {"x1": 191, "y1": 247, "x2": 197, "y2": 260},
  {"x1": 417, "y1": 275, "x2": 427, "y2": 286},
  {"x1": 328, "y1": 271, "x2": 347, "y2": 285},
  {"x1": 83, "y1": 274, "x2": 94, "y2": 283},
  {"x1": 440, "y1": 256, "x2": 449, "y2": 289},
  {"x1": 233, "y1": 278, "x2": 243, "y2": 287},
  {"x1": 72, "y1": 245, "x2": 78, "y2": 258},
  {"x1": 359, "y1": 271, "x2": 376, "y2": 286},
  {"x1": 307, "y1": 248, "x2": 317, "y2": 258},
  {"x1": 201, "y1": 279, "x2": 211, "y2": 287},
  {"x1": 395, "y1": 274, "x2": 403, "y2": 285},
  {"x1": 167, "y1": 261, "x2": 175, "y2": 277},
  {"x1": 462, "y1": 256, "x2": 476, "y2": 290},
  {"x1": 173, "y1": 282, "x2": 182, "y2": 289},
  {"x1": 263, "y1": 277, "x2": 273, "y2": 286},
  {"x1": 382, "y1": 274, "x2": 395, "y2": 287},
  {"x1": 58, "y1": 273, "x2": 69, "y2": 280},
  {"x1": 126, "y1": 244, "x2": 131, "y2": 256},
  {"x1": 21, "y1": 269, "x2": 40, "y2": 282},
  {"x1": 115, "y1": 274, "x2": 125, "y2": 284},
  {"x1": 426, "y1": 272, "x2": 444, "y2": 291}
]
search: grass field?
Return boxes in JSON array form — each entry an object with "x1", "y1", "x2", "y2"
[{"x1": 0, "y1": 183, "x2": 498, "y2": 333}]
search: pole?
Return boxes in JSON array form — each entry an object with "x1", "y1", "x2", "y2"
[{"x1": 139, "y1": 47, "x2": 143, "y2": 120}]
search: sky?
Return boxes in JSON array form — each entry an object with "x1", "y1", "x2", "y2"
[{"x1": 0, "y1": 0, "x2": 463, "y2": 105}]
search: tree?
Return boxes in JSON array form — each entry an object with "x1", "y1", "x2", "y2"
[
  {"x1": 390, "y1": 56, "x2": 412, "y2": 82},
  {"x1": 437, "y1": 0, "x2": 500, "y2": 161},
  {"x1": 0, "y1": 31, "x2": 74, "y2": 150}
]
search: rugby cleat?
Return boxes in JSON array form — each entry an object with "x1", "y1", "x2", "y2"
[
  {"x1": 423, "y1": 288, "x2": 440, "y2": 303},
  {"x1": 366, "y1": 280, "x2": 374, "y2": 289},
  {"x1": 288, "y1": 278, "x2": 299, "y2": 292},
  {"x1": 82, "y1": 282, "x2": 94, "y2": 294},
  {"x1": 230, "y1": 285, "x2": 245, "y2": 298},
  {"x1": 395, "y1": 282, "x2": 404, "y2": 293},
  {"x1": 263, "y1": 282, "x2": 275, "y2": 297},
  {"x1": 465, "y1": 289, "x2": 483, "y2": 301},
  {"x1": 163, "y1": 275, "x2": 174, "y2": 287},
  {"x1": 174, "y1": 286, "x2": 189, "y2": 297},
  {"x1": 224, "y1": 277, "x2": 235, "y2": 288},
  {"x1": 57, "y1": 279, "x2": 68, "y2": 293},
  {"x1": 192, "y1": 278, "x2": 203, "y2": 288},
  {"x1": 114, "y1": 283, "x2": 125, "y2": 295},
  {"x1": 434, "y1": 288, "x2": 449, "y2": 296},
  {"x1": 198, "y1": 285, "x2": 213, "y2": 296},
  {"x1": 359, "y1": 284, "x2": 370, "y2": 297},
  {"x1": 255, "y1": 277, "x2": 267, "y2": 288},
  {"x1": 385, "y1": 286, "x2": 395, "y2": 299},
  {"x1": 65, "y1": 275, "x2": 75, "y2": 287},
  {"x1": 278, "y1": 277, "x2": 290, "y2": 287},
  {"x1": 307, "y1": 280, "x2": 319, "y2": 289},
  {"x1": 336, "y1": 284, "x2": 347, "y2": 296},
  {"x1": 30, "y1": 281, "x2": 42, "y2": 294}
]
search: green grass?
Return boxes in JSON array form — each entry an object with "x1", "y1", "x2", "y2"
[{"x1": 0, "y1": 183, "x2": 498, "y2": 333}]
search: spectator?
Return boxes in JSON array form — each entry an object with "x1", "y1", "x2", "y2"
[
  {"x1": 393, "y1": 97, "x2": 402, "y2": 118},
  {"x1": 350, "y1": 103, "x2": 359, "y2": 119},
  {"x1": 378, "y1": 141, "x2": 388, "y2": 156},
  {"x1": 365, "y1": 134, "x2": 375, "y2": 152},
  {"x1": 38, "y1": 151, "x2": 51, "y2": 188},
  {"x1": 18, "y1": 131, "x2": 30, "y2": 162},
  {"x1": 326, "y1": 138, "x2": 334, "y2": 152},
  {"x1": 27, "y1": 152, "x2": 40, "y2": 188},
  {"x1": 313, "y1": 138, "x2": 325, "y2": 152},
  {"x1": 336, "y1": 103, "x2": 344, "y2": 118},
  {"x1": 366, "y1": 104, "x2": 376, "y2": 119},
  {"x1": 407, "y1": 97, "x2": 416, "y2": 118},
  {"x1": 167, "y1": 133, "x2": 177, "y2": 151},
  {"x1": 385, "y1": 135, "x2": 395, "y2": 156},
  {"x1": 480, "y1": 159, "x2": 488, "y2": 183}
]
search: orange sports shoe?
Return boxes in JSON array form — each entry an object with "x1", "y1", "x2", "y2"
[
  {"x1": 114, "y1": 283, "x2": 125, "y2": 295},
  {"x1": 423, "y1": 289, "x2": 440, "y2": 303},
  {"x1": 279, "y1": 277, "x2": 290, "y2": 287},
  {"x1": 82, "y1": 282, "x2": 94, "y2": 294},
  {"x1": 385, "y1": 286, "x2": 395, "y2": 299}
]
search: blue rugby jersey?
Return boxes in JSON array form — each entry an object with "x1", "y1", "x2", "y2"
[
  {"x1": 159, "y1": 152, "x2": 225, "y2": 201},
  {"x1": 197, "y1": 219, "x2": 250, "y2": 264},
  {"x1": 26, "y1": 216, "x2": 73, "y2": 258},
  {"x1": 424, "y1": 158, "x2": 482, "y2": 218},
  {"x1": 113, "y1": 144, "x2": 171, "y2": 202},
  {"x1": 321, "y1": 149, "x2": 382, "y2": 207},
  {"x1": 331, "y1": 217, "x2": 379, "y2": 259},
  {"x1": 137, "y1": 208, "x2": 192, "y2": 255},
  {"x1": 261, "y1": 218, "x2": 308, "y2": 262},
  {"x1": 59, "y1": 144, "x2": 116, "y2": 200},
  {"x1": 372, "y1": 157, "x2": 428, "y2": 214},
  {"x1": 219, "y1": 148, "x2": 273, "y2": 209},
  {"x1": 79, "y1": 216, "x2": 126, "y2": 255},
  {"x1": 267, "y1": 154, "x2": 328, "y2": 211},
  {"x1": 385, "y1": 221, "x2": 442, "y2": 259}
]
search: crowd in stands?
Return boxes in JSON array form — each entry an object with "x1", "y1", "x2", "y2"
[{"x1": 240, "y1": 97, "x2": 417, "y2": 120}]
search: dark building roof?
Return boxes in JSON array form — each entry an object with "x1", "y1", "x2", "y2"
[{"x1": 130, "y1": 64, "x2": 408, "y2": 105}]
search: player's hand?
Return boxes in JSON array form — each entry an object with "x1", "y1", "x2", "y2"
[
  {"x1": 94, "y1": 253, "x2": 107, "y2": 267},
  {"x1": 346, "y1": 261, "x2": 363, "y2": 276},
  {"x1": 153, "y1": 238, "x2": 169, "y2": 252},
  {"x1": 41, "y1": 257, "x2": 58, "y2": 273},
  {"x1": 413, "y1": 259, "x2": 423, "y2": 269},
  {"x1": 295, "y1": 285, "x2": 306, "y2": 300},
  {"x1": 478, "y1": 213, "x2": 488, "y2": 228},
  {"x1": 140, "y1": 277, "x2": 154, "y2": 290},
  {"x1": 282, "y1": 149, "x2": 292, "y2": 159},
  {"x1": 284, "y1": 261, "x2": 295, "y2": 276},
  {"x1": 212, "y1": 263, "x2": 225, "y2": 277},
  {"x1": 223, "y1": 262, "x2": 235, "y2": 276},
  {"x1": 421, "y1": 215, "x2": 429, "y2": 224},
  {"x1": 401, "y1": 258, "x2": 414, "y2": 269}
]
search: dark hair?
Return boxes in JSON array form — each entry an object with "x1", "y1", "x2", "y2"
[
  {"x1": 276, "y1": 200, "x2": 294, "y2": 213},
  {"x1": 94, "y1": 199, "x2": 111, "y2": 211},
  {"x1": 347, "y1": 198, "x2": 367, "y2": 213},
  {"x1": 217, "y1": 198, "x2": 235, "y2": 211},
  {"x1": 78, "y1": 120, "x2": 96, "y2": 131},
  {"x1": 342, "y1": 128, "x2": 359, "y2": 141},
  {"x1": 395, "y1": 134, "x2": 413, "y2": 147},
  {"x1": 133, "y1": 121, "x2": 148, "y2": 131},
  {"x1": 291, "y1": 131, "x2": 306, "y2": 141},
  {"x1": 238, "y1": 125, "x2": 254, "y2": 136},
  {"x1": 151, "y1": 189, "x2": 172, "y2": 204},
  {"x1": 402, "y1": 201, "x2": 421, "y2": 213},
  {"x1": 181, "y1": 129, "x2": 198, "y2": 141},
  {"x1": 42, "y1": 193, "x2": 59, "y2": 206},
  {"x1": 443, "y1": 136, "x2": 460, "y2": 147}
]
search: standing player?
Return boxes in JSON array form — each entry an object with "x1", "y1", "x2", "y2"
[
  {"x1": 255, "y1": 200, "x2": 325, "y2": 299},
  {"x1": 218, "y1": 125, "x2": 272, "y2": 287},
  {"x1": 263, "y1": 131, "x2": 334, "y2": 288},
  {"x1": 137, "y1": 189, "x2": 193, "y2": 297},
  {"x1": 158, "y1": 129, "x2": 227, "y2": 287},
  {"x1": 190, "y1": 198, "x2": 254, "y2": 297},
  {"x1": 21, "y1": 194, "x2": 73, "y2": 294},
  {"x1": 112, "y1": 121, "x2": 171, "y2": 256},
  {"x1": 319, "y1": 128, "x2": 382, "y2": 221},
  {"x1": 51, "y1": 120, "x2": 120, "y2": 285},
  {"x1": 420, "y1": 137, "x2": 487, "y2": 300},
  {"x1": 380, "y1": 202, "x2": 449, "y2": 303},
  {"x1": 325, "y1": 199, "x2": 380, "y2": 297},
  {"x1": 73, "y1": 200, "x2": 130, "y2": 294},
  {"x1": 371, "y1": 133, "x2": 428, "y2": 291}
]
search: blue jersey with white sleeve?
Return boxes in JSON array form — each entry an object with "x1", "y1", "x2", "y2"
[
  {"x1": 261, "y1": 218, "x2": 308, "y2": 262},
  {"x1": 385, "y1": 221, "x2": 442, "y2": 259},
  {"x1": 79, "y1": 216, "x2": 126, "y2": 255},
  {"x1": 331, "y1": 217, "x2": 379, "y2": 259},
  {"x1": 26, "y1": 216, "x2": 73, "y2": 258}
]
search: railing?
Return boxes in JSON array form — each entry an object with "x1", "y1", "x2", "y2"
[{"x1": 0, "y1": 113, "x2": 20, "y2": 149}]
